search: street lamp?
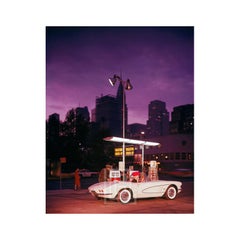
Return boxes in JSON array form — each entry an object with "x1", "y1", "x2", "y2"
[{"x1": 108, "y1": 74, "x2": 133, "y2": 180}]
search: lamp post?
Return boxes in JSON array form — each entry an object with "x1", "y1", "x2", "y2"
[{"x1": 109, "y1": 74, "x2": 133, "y2": 180}]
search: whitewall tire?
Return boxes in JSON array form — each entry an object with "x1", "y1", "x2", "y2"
[{"x1": 118, "y1": 189, "x2": 132, "y2": 204}]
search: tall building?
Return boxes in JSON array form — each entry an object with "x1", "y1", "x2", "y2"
[
  {"x1": 127, "y1": 123, "x2": 147, "y2": 139},
  {"x1": 146, "y1": 100, "x2": 169, "y2": 137},
  {"x1": 91, "y1": 108, "x2": 96, "y2": 122},
  {"x1": 95, "y1": 82, "x2": 128, "y2": 137},
  {"x1": 76, "y1": 106, "x2": 90, "y2": 122},
  {"x1": 75, "y1": 106, "x2": 90, "y2": 139},
  {"x1": 95, "y1": 94, "x2": 121, "y2": 136},
  {"x1": 47, "y1": 113, "x2": 60, "y2": 139},
  {"x1": 170, "y1": 104, "x2": 194, "y2": 134}
]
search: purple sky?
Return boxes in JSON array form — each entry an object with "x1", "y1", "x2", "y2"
[{"x1": 46, "y1": 27, "x2": 194, "y2": 124}]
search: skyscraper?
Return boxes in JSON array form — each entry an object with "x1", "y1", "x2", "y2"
[
  {"x1": 76, "y1": 106, "x2": 90, "y2": 122},
  {"x1": 95, "y1": 82, "x2": 128, "y2": 137},
  {"x1": 146, "y1": 100, "x2": 169, "y2": 137},
  {"x1": 95, "y1": 94, "x2": 121, "y2": 136},
  {"x1": 170, "y1": 104, "x2": 194, "y2": 134}
]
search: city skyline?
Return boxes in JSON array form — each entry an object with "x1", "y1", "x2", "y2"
[
  {"x1": 46, "y1": 26, "x2": 194, "y2": 124},
  {"x1": 47, "y1": 96, "x2": 193, "y2": 126}
]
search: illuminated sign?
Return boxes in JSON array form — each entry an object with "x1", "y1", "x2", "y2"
[{"x1": 114, "y1": 146, "x2": 135, "y2": 157}]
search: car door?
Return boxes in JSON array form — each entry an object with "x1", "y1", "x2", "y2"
[{"x1": 136, "y1": 181, "x2": 164, "y2": 198}]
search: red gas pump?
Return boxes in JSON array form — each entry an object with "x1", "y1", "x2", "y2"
[{"x1": 109, "y1": 170, "x2": 121, "y2": 182}]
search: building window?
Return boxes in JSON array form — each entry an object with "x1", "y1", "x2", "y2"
[
  {"x1": 175, "y1": 152, "x2": 180, "y2": 160},
  {"x1": 169, "y1": 153, "x2": 174, "y2": 160},
  {"x1": 182, "y1": 152, "x2": 186, "y2": 160}
]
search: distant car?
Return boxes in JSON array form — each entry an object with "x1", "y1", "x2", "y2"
[
  {"x1": 88, "y1": 177, "x2": 182, "y2": 204},
  {"x1": 79, "y1": 169, "x2": 98, "y2": 178}
]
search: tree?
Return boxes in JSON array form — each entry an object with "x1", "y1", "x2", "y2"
[{"x1": 58, "y1": 108, "x2": 90, "y2": 171}]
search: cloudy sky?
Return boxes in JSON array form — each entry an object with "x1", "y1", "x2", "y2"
[{"x1": 46, "y1": 26, "x2": 194, "y2": 124}]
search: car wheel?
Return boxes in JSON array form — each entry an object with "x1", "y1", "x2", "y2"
[
  {"x1": 165, "y1": 185, "x2": 177, "y2": 200},
  {"x1": 118, "y1": 189, "x2": 132, "y2": 204}
]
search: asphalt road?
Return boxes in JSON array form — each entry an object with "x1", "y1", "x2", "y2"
[{"x1": 46, "y1": 176, "x2": 194, "y2": 214}]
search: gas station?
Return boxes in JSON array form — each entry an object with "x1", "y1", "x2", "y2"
[{"x1": 104, "y1": 136, "x2": 161, "y2": 181}]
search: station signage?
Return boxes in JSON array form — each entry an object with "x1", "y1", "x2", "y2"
[{"x1": 114, "y1": 146, "x2": 135, "y2": 157}]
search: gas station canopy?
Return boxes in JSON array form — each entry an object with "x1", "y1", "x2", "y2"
[{"x1": 103, "y1": 136, "x2": 160, "y2": 146}]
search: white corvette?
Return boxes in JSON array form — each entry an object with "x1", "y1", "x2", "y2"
[
  {"x1": 89, "y1": 136, "x2": 182, "y2": 204},
  {"x1": 88, "y1": 179, "x2": 182, "y2": 204}
]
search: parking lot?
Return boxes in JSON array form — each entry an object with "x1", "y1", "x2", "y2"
[{"x1": 46, "y1": 179, "x2": 194, "y2": 214}]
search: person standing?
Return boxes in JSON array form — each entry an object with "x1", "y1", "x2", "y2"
[
  {"x1": 98, "y1": 164, "x2": 111, "y2": 182},
  {"x1": 74, "y1": 168, "x2": 81, "y2": 191}
]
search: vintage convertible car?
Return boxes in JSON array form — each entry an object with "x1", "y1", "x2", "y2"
[{"x1": 88, "y1": 179, "x2": 182, "y2": 204}]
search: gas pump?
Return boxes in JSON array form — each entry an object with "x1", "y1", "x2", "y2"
[{"x1": 148, "y1": 160, "x2": 159, "y2": 181}]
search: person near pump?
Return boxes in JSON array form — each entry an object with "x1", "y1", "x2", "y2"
[
  {"x1": 98, "y1": 164, "x2": 112, "y2": 182},
  {"x1": 74, "y1": 168, "x2": 81, "y2": 191},
  {"x1": 139, "y1": 171, "x2": 146, "y2": 182},
  {"x1": 130, "y1": 171, "x2": 140, "y2": 182}
]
